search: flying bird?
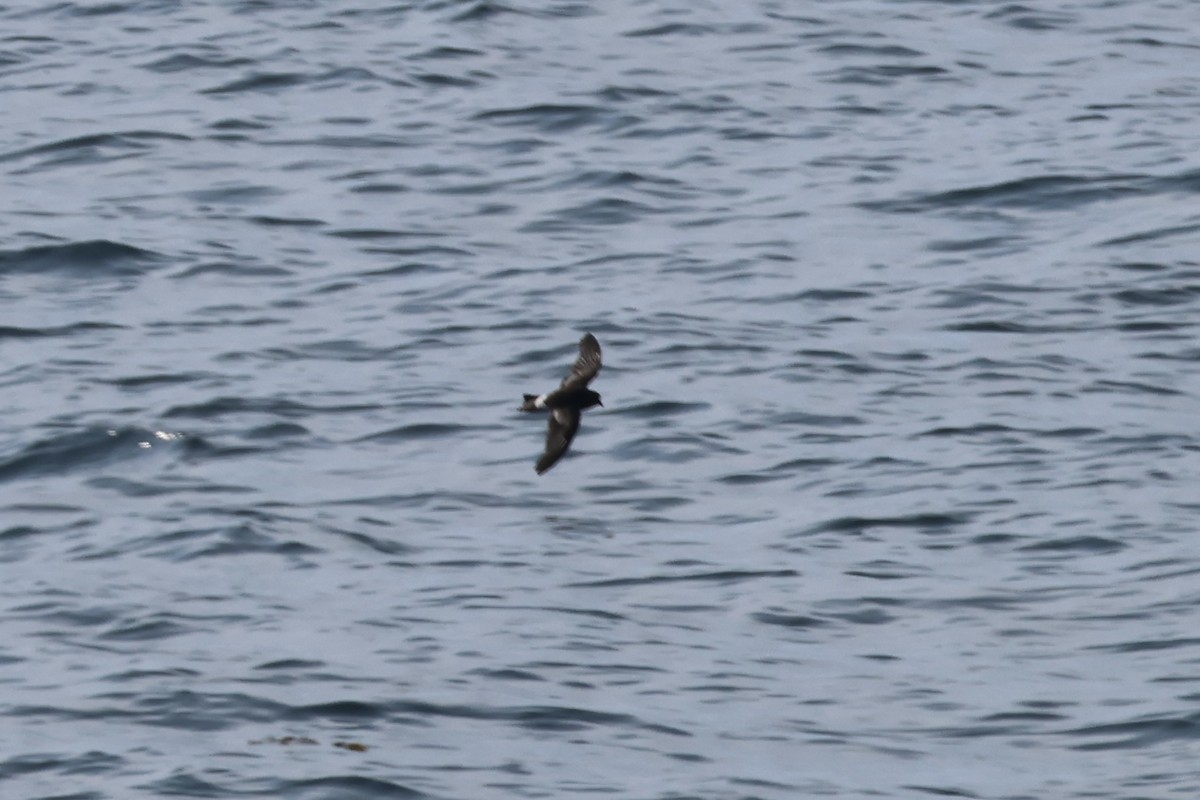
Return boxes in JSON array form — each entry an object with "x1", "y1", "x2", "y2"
[{"x1": 519, "y1": 333, "x2": 603, "y2": 474}]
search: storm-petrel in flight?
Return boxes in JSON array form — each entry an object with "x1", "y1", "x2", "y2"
[{"x1": 519, "y1": 333, "x2": 603, "y2": 474}]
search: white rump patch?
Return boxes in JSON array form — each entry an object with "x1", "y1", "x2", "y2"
[{"x1": 535, "y1": 393, "x2": 548, "y2": 408}]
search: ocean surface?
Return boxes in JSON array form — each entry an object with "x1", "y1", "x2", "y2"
[{"x1": 3, "y1": 1, "x2": 1200, "y2": 798}]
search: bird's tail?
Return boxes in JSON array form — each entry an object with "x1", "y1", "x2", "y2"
[{"x1": 519, "y1": 394, "x2": 540, "y2": 412}]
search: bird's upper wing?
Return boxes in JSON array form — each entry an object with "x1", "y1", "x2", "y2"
[
  {"x1": 536, "y1": 407, "x2": 581, "y2": 474},
  {"x1": 559, "y1": 333, "x2": 602, "y2": 391}
]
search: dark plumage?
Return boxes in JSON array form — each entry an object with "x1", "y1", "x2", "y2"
[{"x1": 519, "y1": 333, "x2": 603, "y2": 474}]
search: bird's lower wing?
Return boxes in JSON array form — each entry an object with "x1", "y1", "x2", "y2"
[{"x1": 536, "y1": 408, "x2": 581, "y2": 474}]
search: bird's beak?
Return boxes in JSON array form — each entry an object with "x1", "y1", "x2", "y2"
[{"x1": 598, "y1": 400, "x2": 604, "y2": 407}]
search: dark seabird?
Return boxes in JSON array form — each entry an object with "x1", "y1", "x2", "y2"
[{"x1": 519, "y1": 333, "x2": 603, "y2": 474}]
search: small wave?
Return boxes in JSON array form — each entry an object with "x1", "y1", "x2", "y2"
[
  {"x1": 1100, "y1": 221, "x2": 1200, "y2": 247},
  {"x1": 985, "y1": 5, "x2": 1077, "y2": 30},
  {"x1": 820, "y1": 63, "x2": 953, "y2": 86},
  {"x1": 164, "y1": 396, "x2": 379, "y2": 420},
  {"x1": 801, "y1": 513, "x2": 972, "y2": 536},
  {"x1": 0, "y1": 321, "x2": 125, "y2": 340},
  {"x1": 1066, "y1": 711, "x2": 1200, "y2": 751},
  {"x1": 0, "y1": 240, "x2": 163, "y2": 277},
  {"x1": 752, "y1": 611, "x2": 827, "y2": 629},
  {"x1": 0, "y1": 427, "x2": 176, "y2": 482},
  {"x1": 200, "y1": 71, "x2": 308, "y2": 95},
  {"x1": 1112, "y1": 287, "x2": 1200, "y2": 307},
  {"x1": 1083, "y1": 379, "x2": 1184, "y2": 396},
  {"x1": 718, "y1": 472, "x2": 787, "y2": 485},
  {"x1": 614, "y1": 400, "x2": 710, "y2": 417},
  {"x1": 141, "y1": 52, "x2": 254, "y2": 73},
  {"x1": 818, "y1": 43, "x2": 926, "y2": 58},
  {"x1": 411, "y1": 45, "x2": 485, "y2": 60},
  {"x1": 473, "y1": 103, "x2": 625, "y2": 133},
  {"x1": 244, "y1": 422, "x2": 310, "y2": 440},
  {"x1": 567, "y1": 569, "x2": 798, "y2": 589},
  {"x1": 1086, "y1": 637, "x2": 1200, "y2": 655},
  {"x1": 0, "y1": 750, "x2": 124, "y2": 783},
  {"x1": 943, "y1": 320, "x2": 1086, "y2": 334},
  {"x1": 96, "y1": 371, "x2": 213, "y2": 389},
  {"x1": 768, "y1": 288, "x2": 874, "y2": 303},
  {"x1": 279, "y1": 776, "x2": 430, "y2": 799},
  {"x1": 447, "y1": 1, "x2": 518, "y2": 23},
  {"x1": 862, "y1": 173, "x2": 1146, "y2": 214},
  {"x1": 146, "y1": 522, "x2": 320, "y2": 562},
  {"x1": 92, "y1": 471, "x2": 248, "y2": 496},
  {"x1": 357, "y1": 423, "x2": 490, "y2": 442},
  {"x1": 1018, "y1": 536, "x2": 1126, "y2": 554},
  {"x1": 612, "y1": 432, "x2": 737, "y2": 464},
  {"x1": 320, "y1": 525, "x2": 413, "y2": 556},
  {"x1": 184, "y1": 184, "x2": 284, "y2": 205},
  {"x1": 100, "y1": 612, "x2": 248, "y2": 642},
  {"x1": 520, "y1": 197, "x2": 661, "y2": 232},
  {"x1": 0, "y1": 131, "x2": 189, "y2": 167}
]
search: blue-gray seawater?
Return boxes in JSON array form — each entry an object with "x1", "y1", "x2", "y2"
[{"x1": 3, "y1": 2, "x2": 1200, "y2": 798}]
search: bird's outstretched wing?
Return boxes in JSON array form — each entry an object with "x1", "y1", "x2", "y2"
[
  {"x1": 560, "y1": 333, "x2": 602, "y2": 391},
  {"x1": 536, "y1": 407, "x2": 581, "y2": 474}
]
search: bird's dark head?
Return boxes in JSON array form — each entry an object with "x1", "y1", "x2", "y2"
[{"x1": 585, "y1": 389, "x2": 603, "y2": 409}]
